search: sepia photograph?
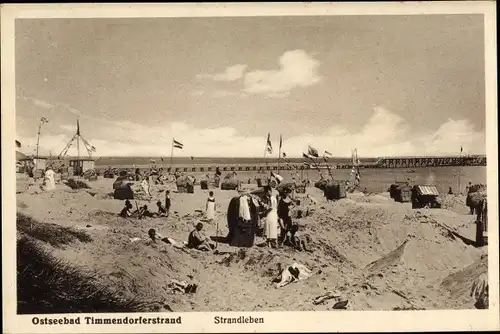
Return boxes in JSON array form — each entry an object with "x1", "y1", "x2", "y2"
[{"x1": 2, "y1": 2, "x2": 498, "y2": 333}]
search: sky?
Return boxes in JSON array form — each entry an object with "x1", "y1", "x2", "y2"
[{"x1": 15, "y1": 15, "x2": 486, "y2": 157}]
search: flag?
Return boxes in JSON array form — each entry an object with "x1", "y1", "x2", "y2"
[
  {"x1": 308, "y1": 145, "x2": 319, "y2": 157},
  {"x1": 266, "y1": 133, "x2": 273, "y2": 154},
  {"x1": 161, "y1": 157, "x2": 164, "y2": 162},
  {"x1": 279, "y1": 134, "x2": 283, "y2": 149},
  {"x1": 91, "y1": 146, "x2": 96, "y2": 152},
  {"x1": 325, "y1": 150, "x2": 332, "y2": 156},
  {"x1": 282, "y1": 152, "x2": 286, "y2": 158},
  {"x1": 460, "y1": 146, "x2": 463, "y2": 153},
  {"x1": 173, "y1": 139, "x2": 183, "y2": 149},
  {"x1": 323, "y1": 156, "x2": 329, "y2": 162},
  {"x1": 302, "y1": 153, "x2": 310, "y2": 159},
  {"x1": 15, "y1": 140, "x2": 21, "y2": 148}
]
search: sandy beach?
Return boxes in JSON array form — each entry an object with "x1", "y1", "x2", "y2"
[{"x1": 16, "y1": 172, "x2": 487, "y2": 313}]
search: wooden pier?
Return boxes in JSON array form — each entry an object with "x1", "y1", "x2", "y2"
[
  {"x1": 373, "y1": 155, "x2": 486, "y2": 169},
  {"x1": 95, "y1": 154, "x2": 486, "y2": 173}
]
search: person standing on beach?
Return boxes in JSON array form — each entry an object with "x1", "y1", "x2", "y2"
[
  {"x1": 264, "y1": 185, "x2": 280, "y2": 248},
  {"x1": 206, "y1": 191, "x2": 216, "y2": 222},
  {"x1": 165, "y1": 190, "x2": 171, "y2": 216},
  {"x1": 141, "y1": 176, "x2": 151, "y2": 198}
]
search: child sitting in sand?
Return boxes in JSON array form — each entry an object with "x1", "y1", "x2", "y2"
[
  {"x1": 138, "y1": 205, "x2": 154, "y2": 219},
  {"x1": 156, "y1": 201, "x2": 168, "y2": 217},
  {"x1": 119, "y1": 200, "x2": 133, "y2": 218}
]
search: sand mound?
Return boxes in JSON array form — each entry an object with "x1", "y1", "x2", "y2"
[
  {"x1": 440, "y1": 194, "x2": 469, "y2": 214},
  {"x1": 440, "y1": 254, "x2": 488, "y2": 307}
]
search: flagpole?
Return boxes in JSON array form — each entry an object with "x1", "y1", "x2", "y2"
[
  {"x1": 263, "y1": 134, "x2": 269, "y2": 173},
  {"x1": 170, "y1": 139, "x2": 174, "y2": 173},
  {"x1": 35, "y1": 118, "x2": 43, "y2": 174},
  {"x1": 77, "y1": 119, "x2": 80, "y2": 178},
  {"x1": 277, "y1": 135, "x2": 282, "y2": 174}
]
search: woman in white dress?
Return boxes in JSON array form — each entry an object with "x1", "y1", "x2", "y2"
[
  {"x1": 264, "y1": 185, "x2": 280, "y2": 248},
  {"x1": 141, "y1": 176, "x2": 151, "y2": 198},
  {"x1": 206, "y1": 191, "x2": 216, "y2": 221},
  {"x1": 43, "y1": 167, "x2": 56, "y2": 191}
]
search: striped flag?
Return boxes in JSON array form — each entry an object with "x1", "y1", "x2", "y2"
[
  {"x1": 266, "y1": 133, "x2": 273, "y2": 154},
  {"x1": 308, "y1": 145, "x2": 319, "y2": 158},
  {"x1": 173, "y1": 139, "x2": 183, "y2": 149}
]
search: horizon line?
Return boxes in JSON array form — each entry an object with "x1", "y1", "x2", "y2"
[{"x1": 25, "y1": 153, "x2": 486, "y2": 159}]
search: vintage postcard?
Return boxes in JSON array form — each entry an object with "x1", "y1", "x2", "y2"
[{"x1": 1, "y1": 2, "x2": 498, "y2": 333}]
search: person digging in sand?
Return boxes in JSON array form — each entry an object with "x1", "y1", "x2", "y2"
[{"x1": 187, "y1": 222, "x2": 215, "y2": 251}]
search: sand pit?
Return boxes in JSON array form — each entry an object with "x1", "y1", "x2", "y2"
[{"x1": 16, "y1": 176, "x2": 486, "y2": 312}]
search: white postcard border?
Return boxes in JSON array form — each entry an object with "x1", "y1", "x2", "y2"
[{"x1": 1, "y1": 2, "x2": 498, "y2": 333}]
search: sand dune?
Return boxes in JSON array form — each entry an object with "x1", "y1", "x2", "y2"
[{"x1": 16, "y1": 174, "x2": 486, "y2": 313}]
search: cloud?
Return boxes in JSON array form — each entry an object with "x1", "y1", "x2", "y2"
[
  {"x1": 197, "y1": 64, "x2": 248, "y2": 82},
  {"x1": 33, "y1": 99, "x2": 54, "y2": 109},
  {"x1": 243, "y1": 49, "x2": 321, "y2": 97},
  {"x1": 60, "y1": 124, "x2": 76, "y2": 132},
  {"x1": 23, "y1": 96, "x2": 82, "y2": 116},
  {"x1": 191, "y1": 90, "x2": 204, "y2": 96},
  {"x1": 212, "y1": 90, "x2": 238, "y2": 98},
  {"x1": 17, "y1": 106, "x2": 485, "y2": 158}
]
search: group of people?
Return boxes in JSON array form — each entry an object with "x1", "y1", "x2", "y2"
[
  {"x1": 119, "y1": 190, "x2": 171, "y2": 219},
  {"x1": 225, "y1": 172, "x2": 310, "y2": 251},
  {"x1": 120, "y1": 170, "x2": 310, "y2": 253},
  {"x1": 261, "y1": 176, "x2": 309, "y2": 251}
]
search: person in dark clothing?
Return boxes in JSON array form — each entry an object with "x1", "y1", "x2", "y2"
[
  {"x1": 119, "y1": 200, "x2": 133, "y2": 218},
  {"x1": 135, "y1": 168, "x2": 142, "y2": 181},
  {"x1": 165, "y1": 190, "x2": 171, "y2": 214},
  {"x1": 156, "y1": 201, "x2": 167, "y2": 217},
  {"x1": 139, "y1": 205, "x2": 154, "y2": 219},
  {"x1": 188, "y1": 223, "x2": 215, "y2": 251},
  {"x1": 277, "y1": 192, "x2": 295, "y2": 246},
  {"x1": 448, "y1": 187, "x2": 453, "y2": 195},
  {"x1": 226, "y1": 196, "x2": 240, "y2": 243}
]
